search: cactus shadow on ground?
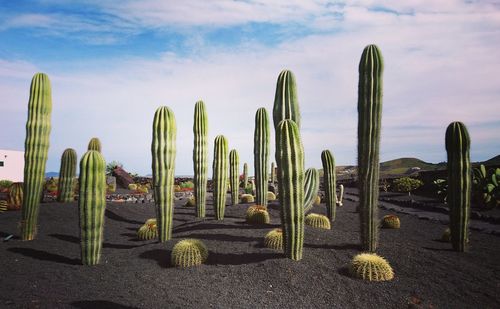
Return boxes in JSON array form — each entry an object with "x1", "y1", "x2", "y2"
[
  {"x1": 8, "y1": 247, "x2": 80, "y2": 265},
  {"x1": 105, "y1": 209, "x2": 144, "y2": 225},
  {"x1": 139, "y1": 249, "x2": 170, "y2": 268}
]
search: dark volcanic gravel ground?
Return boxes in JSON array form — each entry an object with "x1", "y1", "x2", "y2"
[{"x1": 1, "y1": 198, "x2": 499, "y2": 309}]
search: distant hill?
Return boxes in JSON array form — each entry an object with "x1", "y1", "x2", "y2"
[
  {"x1": 482, "y1": 155, "x2": 500, "y2": 166},
  {"x1": 379, "y1": 157, "x2": 443, "y2": 176},
  {"x1": 45, "y1": 172, "x2": 59, "y2": 178}
]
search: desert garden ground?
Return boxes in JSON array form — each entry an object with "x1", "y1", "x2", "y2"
[{"x1": 1, "y1": 192, "x2": 499, "y2": 308}]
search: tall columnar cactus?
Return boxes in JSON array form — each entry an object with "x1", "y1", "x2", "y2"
[
  {"x1": 254, "y1": 108, "x2": 270, "y2": 206},
  {"x1": 243, "y1": 163, "x2": 248, "y2": 189},
  {"x1": 79, "y1": 150, "x2": 106, "y2": 265},
  {"x1": 152, "y1": 106, "x2": 176, "y2": 242},
  {"x1": 20, "y1": 73, "x2": 52, "y2": 241},
  {"x1": 275, "y1": 119, "x2": 304, "y2": 261},
  {"x1": 321, "y1": 150, "x2": 337, "y2": 221},
  {"x1": 57, "y1": 148, "x2": 77, "y2": 203},
  {"x1": 357, "y1": 44, "x2": 383, "y2": 252},
  {"x1": 303, "y1": 168, "x2": 320, "y2": 214},
  {"x1": 229, "y1": 149, "x2": 240, "y2": 205},
  {"x1": 445, "y1": 121, "x2": 471, "y2": 252},
  {"x1": 87, "y1": 137, "x2": 101, "y2": 152},
  {"x1": 273, "y1": 69, "x2": 300, "y2": 129},
  {"x1": 213, "y1": 135, "x2": 228, "y2": 220},
  {"x1": 270, "y1": 162, "x2": 276, "y2": 184},
  {"x1": 193, "y1": 101, "x2": 208, "y2": 218}
]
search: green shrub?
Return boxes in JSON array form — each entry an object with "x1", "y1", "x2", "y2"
[
  {"x1": 0, "y1": 180, "x2": 13, "y2": 189},
  {"x1": 392, "y1": 177, "x2": 423, "y2": 196}
]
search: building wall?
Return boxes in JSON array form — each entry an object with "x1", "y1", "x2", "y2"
[{"x1": 0, "y1": 150, "x2": 24, "y2": 182}]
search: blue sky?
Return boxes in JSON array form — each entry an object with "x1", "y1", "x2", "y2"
[{"x1": 0, "y1": 0, "x2": 499, "y2": 176}]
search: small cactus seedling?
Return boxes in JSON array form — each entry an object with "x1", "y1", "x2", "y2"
[
  {"x1": 241, "y1": 194, "x2": 255, "y2": 203},
  {"x1": 381, "y1": 215, "x2": 400, "y2": 229},
  {"x1": 350, "y1": 253, "x2": 394, "y2": 281},
  {"x1": 137, "y1": 219, "x2": 158, "y2": 240},
  {"x1": 0, "y1": 200, "x2": 7, "y2": 212},
  {"x1": 246, "y1": 205, "x2": 270, "y2": 224},
  {"x1": 314, "y1": 195, "x2": 321, "y2": 206},
  {"x1": 8, "y1": 183, "x2": 23, "y2": 210},
  {"x1": 171, "y1": 239, "x2": 208, "y2": 268},
  {"x1": 264, "y1": 228, "x2": 283, "y2": 250},
  {"x1": 305, "y1": 213, "x2": 331, "y2": 230},
  {"x1": 442, "y1": 228, "x2": 451, "y2": 242},
  {"x1": 267, "y1": 191, "x2": 276, "y2": 201},
  {"x1": 184, "y1": 196, "x2": 196, "y2": 207}
]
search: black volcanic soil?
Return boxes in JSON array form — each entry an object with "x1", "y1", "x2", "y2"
[{"x1": 1, "y1": 197, "x2": 499, "y2": 309}]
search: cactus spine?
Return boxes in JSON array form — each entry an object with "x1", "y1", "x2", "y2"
[
  {"x1": 445, "y1": 121, "x2": 471, "y2": 252},
  {"x1": 321, "y1": 150, "x2": 337, "y2": 221},
  {"x1": 57, "y1": 148, "x2": 77, "y2": 202},
  {"x1": 20, "y1": 73, "x2": 52, "y2": 241},
  {"x1": 243, "y1": 163, "x2": 248, "y2": 189},
  {"x1": 303, "y1": 168, "x2": 320, "y2": 214},
  {"x1": 78, "y1": 150, "x2": 106, "y2": 265},
  {"x1": 151, "y1": 106, "x2": 176, "y2": 242},
  {"x1": 275, "y1": 119, "x2": 304, "y2": 261},
  {"x1": 254, "y1": 108, "x2": 270, "y2": 206},
  {"x1": 213, "y1": 135, "x2": 228, "y2": 220},
  {"x1": 229, "y1": 149, "x2": 240, "y2": 205},
  {"x1": 87, "y1": 137, "x2": 101, "y2": 152},
  {"x1": 193, "y1": 101, "x2": 208, "y2": 218},
  {"x1": 357, "y1": 44, "x2": 383, "y2": 252}
]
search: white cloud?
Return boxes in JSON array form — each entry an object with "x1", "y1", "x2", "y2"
[{"x1": 0, "y1": 1, "x2": 499, "y2": 175}]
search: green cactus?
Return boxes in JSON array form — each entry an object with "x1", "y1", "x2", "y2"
[
  {"x1": 229, "y1": 149, "x2": 240, "y2": 205},
  {"x1": 275, "y1": 119, "x2": 304, "y2": 261},
  {"x1": 241, "y1": 194, "x2": 255, "y2": 203},
  {"x1": 273, "y1": 69, "x2": 300, "y2": 129},
  {"x1": 57, "y1": 148, "x2": 77, "y2": 203},
  {"x1": 303, "y1": 168, "x2": 320, "y2": 214},
  {"x1": 381, "y1": 215, "x2": 400, "y2": 229},
  {"x1": 213, "y1": 135, "x2": 228, "y2": 220},
  {"x1": 78, "y1": 150, "x2": 106, "y2": 265},
  {"x1": 137, "y1": 219, "x2": 158, "y2": 240},
  {"x1": 171, "y1": 239, "x2": 208, "y2": 268},
  {"x1": 0, "y1": 200, "x2": 7, "y2": 212},
  {"x1": 243, "y1": 162, "x2": 248, "y2": 189},
  {"x1": 445, "y1": 121, "x2": 471, "y2": 252},
  {"x1": 151, "y1": 106, "x2": 176, "y2": 242},
  {"x1": 305, "y1": 213, "x2": 331, "y2": 230},
  {"x1": 246, "y1": 205, "x2": 270, "y2": 224},
  {"x1": 270, "y1": 162, "x2": 276, "y2": 184},
  {"x1": 254, "y1": 107, "x2": 270, "y2": 207},
  {"x1": 20, "y1": 73, "x2": 52, "y2": 241},
  {"x1": 264, "y1": 228, "x2": 283, "y2": 250},
  {"x1": 193, "y1": 100, "x2": 209, "y2": 218},
  {"x1": 8, "y1": 182, "x2": 23, "y2": 210},
  {"x1": 350, "y1": 253, "x2": 394, "y2": 281},
  {"x1": 357, "y1": 44, "x2": 383, "y2": 252},
  {"x1": 321, "y1": 150, "x2": 337, "y2": 221},
  {"x1": 267, "y1": 191, "x2": 276, "y2": 201},
  {"x1": 87, "y1": 137, "x2": 101, "y2": 152},
  {"x1": 184, "y1": 196, "x2": 196, "y2": 207}
]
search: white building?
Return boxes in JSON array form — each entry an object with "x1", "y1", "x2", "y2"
[{"x1": 0, "y1": 150, "x2": 24, "y2": 182}]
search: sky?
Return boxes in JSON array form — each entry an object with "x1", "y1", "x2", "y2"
[{"x1": 0, "y1": 0, "x2": 499, "y2": 176}]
